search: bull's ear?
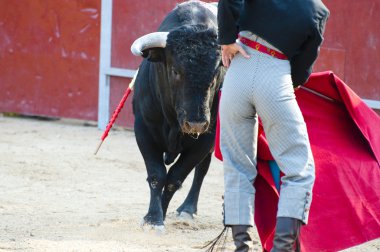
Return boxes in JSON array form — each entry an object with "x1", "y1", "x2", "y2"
[{"x1": 141, "y1": 48, "x2": 165, "y2": 62}]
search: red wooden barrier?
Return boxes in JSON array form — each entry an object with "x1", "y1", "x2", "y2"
[{"x1": 0, "y1": 0, "x2": 101, "y2": 120}]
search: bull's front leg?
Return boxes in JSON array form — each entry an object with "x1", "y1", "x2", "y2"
[
  {"x1": 144, "y1": 160, "x2": 167, "y2": 227},
  {"x1": 161, "y1": 136, "x2": 213, "y2": 220},
  {"x1": 134, "y1": 121, "x2": 167, "y2": 228},
  {"x1": 176, "y1": 153, "x2": 211, "y2": 218}
]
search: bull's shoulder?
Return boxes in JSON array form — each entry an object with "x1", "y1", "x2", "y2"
[{"x1": 133, "y1": 62, "x2": 163, "y2": 120}]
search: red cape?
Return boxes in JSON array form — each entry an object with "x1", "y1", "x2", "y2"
[{"x1": 215, "y1": 71, "x2": 380, "y2": 251}]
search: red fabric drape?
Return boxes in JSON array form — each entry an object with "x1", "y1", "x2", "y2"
[{"x1": 215, "y1": 71, "x2": 380, "y2": 251}]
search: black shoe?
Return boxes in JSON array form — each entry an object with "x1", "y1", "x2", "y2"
[
  {"x1": 231, "y1": 225, "x2": 253, "y2": 252},
  {"x1": 271, "y1": 217, "x2": 302, "y2": 252}
]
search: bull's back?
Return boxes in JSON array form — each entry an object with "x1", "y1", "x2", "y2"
[{"x1": 158, "y1": 1, "x2": 217, "y2": 32}]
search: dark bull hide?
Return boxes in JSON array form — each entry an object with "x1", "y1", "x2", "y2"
[{"x1": 131, "y1": 1, "x2": 225, "y2": 229}]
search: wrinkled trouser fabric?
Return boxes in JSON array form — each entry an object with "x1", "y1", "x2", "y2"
[{"x1": 219, "y1": 39, "x2": 315, "y2": 226}]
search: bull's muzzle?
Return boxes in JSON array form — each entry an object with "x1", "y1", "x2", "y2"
[{"x1": 182, "y1": 121, "x2": 209, "y2": 135}]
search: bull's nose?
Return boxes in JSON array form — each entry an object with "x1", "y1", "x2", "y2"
[{"x1": 183, "y1": 121, "x2": 209, "y2": 134}]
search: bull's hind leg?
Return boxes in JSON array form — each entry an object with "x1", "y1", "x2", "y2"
[{"x1": 176, "y1": 153, "x2": 211, "y2": 218}]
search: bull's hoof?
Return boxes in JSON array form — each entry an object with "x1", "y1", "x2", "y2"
[
  {"x1": 140, "y1": 219, "x2": 166, "y2": 235},
  {"x1": 177, "y1": 211, "x2": 194, "y2": 220},
  {"x1": 176, "y1": 204, "x2": 197, "y2": 217}
]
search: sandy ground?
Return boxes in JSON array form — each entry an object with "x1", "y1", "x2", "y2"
[{"x1": 0, "y1": 115, "x2": 379, "y2": 252}]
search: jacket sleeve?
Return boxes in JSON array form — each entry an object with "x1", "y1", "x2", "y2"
[
  {"x1": 217, "y1": 0, "x2": 243, "y2": 45},
  {"x1": 290, "y1": 14, "x2": 329, "y2": 87}
]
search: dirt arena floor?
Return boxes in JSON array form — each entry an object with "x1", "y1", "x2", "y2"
[{"x1": 0, "y1": 115, "x2": 379, "y2": 251}]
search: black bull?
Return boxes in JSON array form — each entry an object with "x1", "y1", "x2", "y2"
[{"x1": 131, "y1": 1, "x2": 225, "y2": 228}]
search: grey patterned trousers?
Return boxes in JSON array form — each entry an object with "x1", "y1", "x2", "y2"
[{"x1": 219, "y1": 34, "x2": 315, "y2": 226}]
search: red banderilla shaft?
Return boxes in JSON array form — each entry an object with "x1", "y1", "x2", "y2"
[{"x1": 94, "y1": 70, "x2": 138, "y2": 155}]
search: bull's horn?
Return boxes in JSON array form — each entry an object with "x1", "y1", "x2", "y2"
[{"x1": 130, "y1": 32, "x2": 169, "y2": 56}]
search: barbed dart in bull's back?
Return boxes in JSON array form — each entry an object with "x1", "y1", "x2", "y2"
[{"x1": 94, "y1": 70, "x2": 138, "y2": 155}]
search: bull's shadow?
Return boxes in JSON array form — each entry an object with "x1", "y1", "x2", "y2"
[{"x1": 130, "y1": 1, "x2": 225, "y2": 231}]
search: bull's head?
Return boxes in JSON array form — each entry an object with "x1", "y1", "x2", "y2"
[{"x1": 131, "y1": 25, "x2": 224, "y2": 136}]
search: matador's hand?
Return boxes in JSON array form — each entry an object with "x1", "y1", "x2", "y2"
[{"x1": 221, "y1": 43, "x2": 250, "y2": 68}]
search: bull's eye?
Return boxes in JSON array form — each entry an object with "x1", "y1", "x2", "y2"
[
  {"x1": 171, "y1": 67, "x2": 181, "y2": 81},
  {"x1": 171, "y1": 67, "x2": 179, "y2": 76}
]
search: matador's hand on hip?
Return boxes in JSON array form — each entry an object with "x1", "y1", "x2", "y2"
[{"x1": 221, "y1": 43, "x2": 250, "y2": 68}]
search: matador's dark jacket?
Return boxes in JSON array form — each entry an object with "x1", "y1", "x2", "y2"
[{"x1": 218, "y1": 0, "x2": 330, "y2": 87}]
